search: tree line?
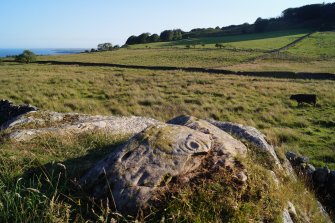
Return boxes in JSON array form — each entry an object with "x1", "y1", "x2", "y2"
[
  {"x1": 126, "y1": 29, "x2": 183, "y2": 45},
  {"x1": 254, "y1": 3, "x2": 335, "y2": 32},
  {"x1": 124, "y1": 3, "x2": 335, "y2": 45}
]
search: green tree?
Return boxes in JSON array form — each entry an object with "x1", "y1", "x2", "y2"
[
  {"x1": 160, "y1": 29, "x2": 183, "y2": 42},
  {"x1": 126, "y1": 35, "x2": 138, "y2": 45},
  {"x1": 160, "y1": 30, "x2": 174, "y2": 41},
  {"x1": 137, "y1": 33, "x2": 150, "y2": 44},
  {"x1": 149, "y1": 34, "x2": 160, "y2": 42},
  {"x1": 97, "y1": 43, "x2": 113, "y2": 51},
  {"x1": 15, "y1": 50, "x2": 37, "y2": 64},
  {"x1": 172, "y1": 29, "x2": 183, "y2": 40}
]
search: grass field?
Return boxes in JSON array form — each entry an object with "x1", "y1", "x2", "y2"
[
  {"x1": 37, "y1": 31, "x2": 335, "y2": 73},
  {"x1": 286, "y1": 32, "x2": 335, "y2": 59},
  {"x1": 229, "y1": 32, "x2": 335, "y2": 73},
  {"x1": 130, "y1": 29, "x2": 311, "y2": 51},
  {"x1": 0, "y1": 63, "x2": 334, "y2": 169},
  {"x1": 0, "y1": 29, "x2": 335, "y2": 222},
  {"x1": 0, "y1": 62, "x2": 334, "y2": 222},
  {"x1": 39, "y1": 48, "x2": 261, "y2": 68}
]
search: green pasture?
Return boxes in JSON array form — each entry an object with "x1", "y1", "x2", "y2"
[
  {"x1": 0, "y1": 63, "x2": 334, "y2": 169},
  {"x1": 130, "y1": 29, "x2": 311, "y2": 51}
]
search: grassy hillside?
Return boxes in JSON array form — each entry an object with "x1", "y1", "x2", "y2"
[
  {"x1": 227, "y1": 31, "x2": 335, "y2": 73},
  {"x1": 130, "y1": 29, "x2": 311, "y2": 51},
  {"x1": 38, "y1": 30, "x2": 335, "y2": 73},
  {"x1": 39, "y1": 48, "x2": 261, "y2": 68},
  {"x1": 286, "y1": 32, "x2": 335, "y2": 59}
]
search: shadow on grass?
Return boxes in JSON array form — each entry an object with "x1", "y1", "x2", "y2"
[{"x1": 20, "y1": 139, "x2": 127, "y2": 222}]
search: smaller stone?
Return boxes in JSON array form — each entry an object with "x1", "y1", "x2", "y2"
[
  {"x1": 287, "y1": 202, "x2": 297, "y2": 219},
  {"x1": 286, "y1": 151, "x2": 297, "y2": 162},
  {"x1": 317, "y1": 201, "x2": 332, "y2": 223},
  {"x1": 237, "y1": 172, "x2": 248, "y2": 183},
  {"x1": 268, "y1": 170, "x2": 280, "y2": 187},
  {"x1": 282, "y1": 209, "x2": 294, "y2": 223},
  {"x1": 296, "y1": 155, "x2": 309, "y2": 164},
  {"x1": 304, "y1": 164, "x2": 316, "y2": 177}
]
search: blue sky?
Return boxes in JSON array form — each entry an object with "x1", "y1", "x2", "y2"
[{"x1": 0, "y1": 0, "x2": 332, "y2": 48}]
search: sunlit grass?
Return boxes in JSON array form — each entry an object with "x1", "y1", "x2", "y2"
[
  {"x1": 0, "y1": 63, "x2": 334, "y2": 169},
  {"x1": 130, "y1": 29, "x2": 310, "y2": 51}
]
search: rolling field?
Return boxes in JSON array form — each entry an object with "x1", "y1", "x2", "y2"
[
  {"x1": 39, "y1": 48, "x2": 262, "y2": 68},
  {"x1": 227, "y1": 31, "x2": 335, "y2": 73},
  {"x1": 130, "y1": 29, "x2": 311, "y2": 51},
  {"x1": 38, "y1": 31, "x2": 335, "y2": 73}
]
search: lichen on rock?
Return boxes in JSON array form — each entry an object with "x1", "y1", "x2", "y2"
[{"x1": 80, "y1": 116, "x2": 248, "y2": 214}]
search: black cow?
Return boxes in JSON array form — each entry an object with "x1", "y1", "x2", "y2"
[{"x1": 290, "y1": 94, "x2": 317, "y2": 106}]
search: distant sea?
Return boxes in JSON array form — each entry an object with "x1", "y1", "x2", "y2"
[{"x1": 0, "y1": 48, "x2": 88, "y2": 57}]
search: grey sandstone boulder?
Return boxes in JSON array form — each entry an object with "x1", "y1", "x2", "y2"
[
  {"x1": 207, "y1": 119, "x2": 287, "y2": 172},
  {"x1": 207, "y1": 119, "x2": 280, "y2": 164},
  {"x1": 2, "y1": 110, "x2": 160, "y2": 142},
  {"x1": 80, "y1": 116, "x2": 247, "y2": 214}
]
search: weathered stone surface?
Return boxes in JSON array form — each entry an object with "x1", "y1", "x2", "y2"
[
  {"x1": 317, "y1": 201, "x2": 333, "y2": 223},
  {"x1": 286, "y1": 151, "x2": 309, "y2": 166},
  {"x1": 287, "y1": 202, "x2": 297, "y2": 217},
  {"x1": 80, "y1": 116, "x2": 247, "y2": 214},
  {"x1": 269, "y1": 170, "x2": 280, "y2": 187},
  {"x1": 169, "y1": 116, "x2": 247, "y2": 157},
  {"x1": 207, "y1": 119, "x2": 283, "y2": 169},
  {"x1": 282, "y1": 202, "x2": 298, "y2": 223},
  {"x1": 282, "y1": 209, "x2": 294, "y2": 223},
  {"x1": 4, "y1": 111, "x2": 160, "y2": 141},
  {"x1": 305, "y1": 163, "x2": 316, "y2": 176},
  {"x1": 286, "y1": 151, "x2": 297, "y2": 162}
]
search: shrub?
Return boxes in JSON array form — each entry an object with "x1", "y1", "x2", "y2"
[{"x1": 15, "y1": 50, "x2": 37, "y2": 64}]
